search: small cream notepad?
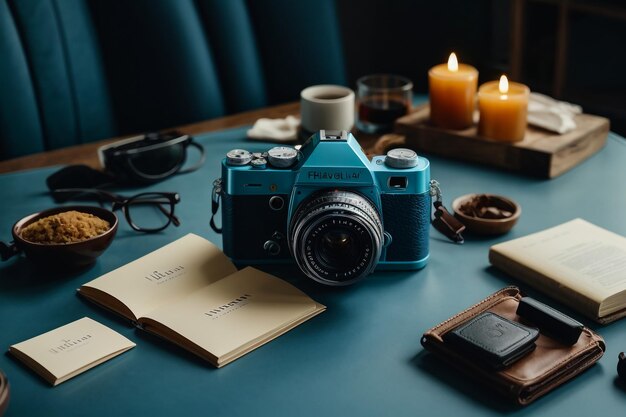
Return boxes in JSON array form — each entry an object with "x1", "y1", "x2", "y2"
[{"x1": 9, "y1": 317, "x2": 135, "y2": 386}]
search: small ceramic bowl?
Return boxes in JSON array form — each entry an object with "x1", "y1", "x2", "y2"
[
  {"x1": 9, "y1": 206, "x2": 118, "y2": 268},
  {"x1": 452, "y1": 194, "x2": 521, "y2": 235}
]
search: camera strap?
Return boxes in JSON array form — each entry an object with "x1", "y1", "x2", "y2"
[
  {"x1": 430, "y1": 180, "x2": 465, "y2": 244},
  {"x1": 210, "y1": 178, "x2": 223, "y2": 234},
  {"x1": 46, "y1": 164, "x2": 117, "y2": 191}
]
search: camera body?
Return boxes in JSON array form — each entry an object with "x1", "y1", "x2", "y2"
[{"x1": 219, "y1": 130, "x2": 431, "y2": 285}]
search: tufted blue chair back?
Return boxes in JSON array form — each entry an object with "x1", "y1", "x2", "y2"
[
  {"x1": 0, "y1": 0, "x2": 115, "y2": 159},
  {"x1": 0, "y1": 0, "x2": 346, "y2": 160}
]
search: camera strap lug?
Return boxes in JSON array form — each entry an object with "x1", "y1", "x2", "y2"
[
  {"x1": 430, "y1": 180, "x2": 465, "y2": 244},
  {"x1": 210, "y1": 178, "x2": 223, "y2": 234}
]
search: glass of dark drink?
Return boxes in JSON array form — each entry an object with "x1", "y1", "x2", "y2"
[{"x1": 357, "y1": 74, "x2": 413, "y2": 134}]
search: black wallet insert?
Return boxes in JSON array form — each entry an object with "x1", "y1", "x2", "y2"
[{"x1": 443, "y1": 311, "x2": 540, "y2": 370}]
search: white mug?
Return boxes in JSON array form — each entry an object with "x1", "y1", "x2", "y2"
[{"x1": 300, "y1": 85, "x2": 355, "y2": 135}]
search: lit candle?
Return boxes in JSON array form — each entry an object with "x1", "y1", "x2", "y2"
[
  {"x1": 428, "y1": 53, "x2": 478, "y2": 129},
  {"x1": 478, "y1": 75, "x2": 530, "y2": 142}
]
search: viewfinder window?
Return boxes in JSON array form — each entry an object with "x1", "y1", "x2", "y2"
[{"x1": 388, "y1": 177, "x2": 408, "y2": 189}]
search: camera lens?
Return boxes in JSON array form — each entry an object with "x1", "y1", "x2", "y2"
[
  {"x1": 288, "y1": 190, "x2": 383, "y2": 285},
  {"x1": 320, "y1": 231, "x2": 356, "y2": 266}
]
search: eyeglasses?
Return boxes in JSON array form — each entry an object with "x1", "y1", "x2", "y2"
[
  {"x1": 52, "y1": 188, "x2": 181, "y2": 233},
  {"x1": 97, "y1": 131, "x2": 205, "y2": 185}
]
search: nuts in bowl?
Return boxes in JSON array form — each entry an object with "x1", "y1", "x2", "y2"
[
  {"x1": 8, "y1": 206, "x2": 118, "y2": 268},
  {"x1": 452, "y1": 194, "x2": 521, "y2": 235},
  {"x1": 19, "y1": 210, "x2": 111, "y2": 244}
]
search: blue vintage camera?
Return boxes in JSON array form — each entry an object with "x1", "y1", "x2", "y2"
[{"x1": 215, "y1": 130, "x2": 431, "y2": 285}]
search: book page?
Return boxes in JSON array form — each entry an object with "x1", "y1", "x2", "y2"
[
  {"x1": 9, "y1": 317, "x2": 135, "y2": 386},
  {"x1": 491, "y1": 219, "x2": 626, "y2": 304},
  {"x1": 79, "y1": 234, "x2": 237, "y2": 320},
  {"x1": 142, "y1": 267, "x2": 324, "y2": 363}
]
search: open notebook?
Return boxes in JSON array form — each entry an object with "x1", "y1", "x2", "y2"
[{"x1": 78, "y1": 234, "x2": 325, "y2": 367}]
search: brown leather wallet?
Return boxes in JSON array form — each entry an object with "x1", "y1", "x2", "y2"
[
  {"x1": 421, "y1": 287, "x2": 606, "y2": 405},
  {"x1": 0, "y1": 370, "x2": 9, "y2": 417}
]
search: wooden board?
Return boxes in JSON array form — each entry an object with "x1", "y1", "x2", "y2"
[{"x1": 394, "y1": 104, "x2": 610, "y2": 178}]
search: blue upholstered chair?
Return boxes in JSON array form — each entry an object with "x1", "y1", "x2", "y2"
[
  {"x1": 0, "y1": 0, "x2": 115, "y2": 159},
  {"x1": 0, "y1": 0, "x2": 346, "y2": 160}
]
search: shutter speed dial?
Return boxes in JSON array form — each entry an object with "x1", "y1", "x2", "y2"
[
  {"x1": 226, "y1": 149, "x2": 252, "y2": 166},
  {"x1": 384, "y1": 148, "x2": 418, "y2": 169},
  {"x1": 267, "y1": 147, "x2": 298, "y2": 168},
  {"x1": 250, "y1": 158, "x2": 267, "y2": 169}
]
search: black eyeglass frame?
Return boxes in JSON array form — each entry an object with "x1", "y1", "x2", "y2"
[{"x1": 52, "y1": 188, "x2": 181, "y2": 233}]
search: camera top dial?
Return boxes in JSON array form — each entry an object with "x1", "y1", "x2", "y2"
[
  {"x1": 268, "y1": 147, "x2": 298, "y2": 168},
  {"x1": 226, "y1": 149, "x2": 252, "y2": 166},
  {"x1": 384, "y1": 148, "x2": 419, "y2": 169},
  {"x1": 250, "y1": 158, "x2": 267, "y2": 169}
]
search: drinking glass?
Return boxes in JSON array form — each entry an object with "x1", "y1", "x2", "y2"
[{"x1": 356, "y1": 74, "x2": 413, "y2": 133}]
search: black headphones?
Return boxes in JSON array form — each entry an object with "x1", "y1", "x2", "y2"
[
  {"x1": 98, "y1": 131, "x2": 205, "y2": 185},
  {"x1": 46, "y1": 131, "x2": 205, "y2": 191}
]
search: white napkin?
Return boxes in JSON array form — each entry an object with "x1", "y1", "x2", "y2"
[
  {"x1": 527, "y1": 93, "x2": 582, "y2": 134},
  {"x1": 247, "y1": 115, "x2": 300, "y2": 142}
]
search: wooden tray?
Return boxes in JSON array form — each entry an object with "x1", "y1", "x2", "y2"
[{"x1": 394, "y1": 104, "x2": 610, "y2": 178}]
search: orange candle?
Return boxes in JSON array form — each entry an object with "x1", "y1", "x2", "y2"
[
  {"x1": 428, "y1": 53, "x2": 478, "y2": 129},
  {"x1": 478, "y1": 75, "x2": 529, "y2": 142}
]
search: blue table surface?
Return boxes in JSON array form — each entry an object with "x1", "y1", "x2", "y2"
[{"x1": 1, "y1": 125, "x2": 626, "y2": 417}]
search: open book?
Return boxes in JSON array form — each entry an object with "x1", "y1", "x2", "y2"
[
  {"x1": 489, "y1": 218, "x2": 626, "y2": 324},
  {"x1": 78, "y1": 234, "x2": 325, "y2": 367}
]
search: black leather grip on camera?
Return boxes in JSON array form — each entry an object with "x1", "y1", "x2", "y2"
[
  {"x1": 221, "y1": 193, "x2": 291, "y2": 261},
  {"x1": 381, "y1": 192, "x2": 430, "y2": 262}
]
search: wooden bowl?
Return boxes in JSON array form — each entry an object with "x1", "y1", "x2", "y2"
[
  {"x1": 11, "y1": 206, "x2": 118, "y2": 269},
  {"x1": 452, "y1": 194, "x2": 521, "y2": 235}
]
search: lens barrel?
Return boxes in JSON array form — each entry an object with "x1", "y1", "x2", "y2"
[{"x1": 289, "y1": 190, "x2": 384, "y2": 285}]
